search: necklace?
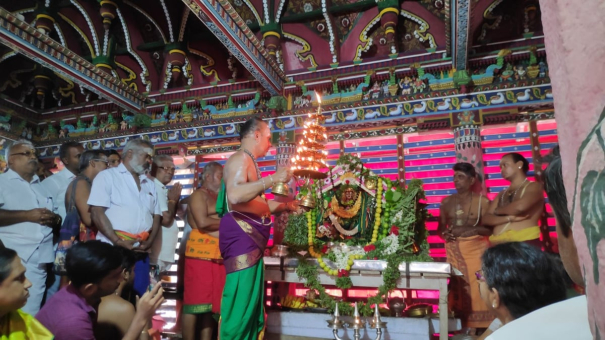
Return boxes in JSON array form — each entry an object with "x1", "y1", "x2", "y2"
[
  {"x1": 241, "y1": 148, "x2": 262, "y2": 180},
  {"x1": 500, "y1": 178, "x2": 528, "y2": 205},
  {"x1": 241, "y1": 148, "x2": 266, "y2": 200},
  {"x1": 454, "y1": 192, "x2": 473, "y2": 227}
]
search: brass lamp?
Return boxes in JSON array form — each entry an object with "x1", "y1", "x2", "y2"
[
  {"x1": 271, "y1": 181, "x2": 290, "y2": 197},
  {"x1": 299, "y1": 192, "x2": 316, "y2": 209}
]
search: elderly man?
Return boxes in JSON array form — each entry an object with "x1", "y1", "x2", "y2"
[
  {"x1": 41, "y1": 141, "x2": 83, "y2": 298},
  {"x1": 0, "y1": 140, "x2": 62, "y2": 314},
  {"x1": 182, "y1": 162, "x2": 223, "y2": 340},
  {"x1": 219, "y1": 117, "x2": 298, "y2": 340},
  {"x1": 149, "y1": 155, "x2": 182, "y2": 275},
  {"x1": 88, "y1": 139, "x2": 161, "y2": 296}
]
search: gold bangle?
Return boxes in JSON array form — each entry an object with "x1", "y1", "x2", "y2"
[
  {"x1": 262, "y1": 178, "x2": 266, "y2": 191},
  {"x1": 168, "y1": 199, "x2": 176, "y2": 204}
]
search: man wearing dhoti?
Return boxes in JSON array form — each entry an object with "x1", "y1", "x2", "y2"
[
  {"x1": 218, "y1": 117, "x2": 298, "y2": 340},
  {"x1": 438, "y1": 163, "x2": 494, "y2": 331}
]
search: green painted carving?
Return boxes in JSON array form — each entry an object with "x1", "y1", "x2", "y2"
[
  {"x1": 267, "y1": 96, "x2": 287, "y2": 111},
  {"x1": 133, "y1": 113, "x2": 152, "y2": 128},
  {"x1": 182, "y1": 102, "x2": 191, "y2": 115},
  {"x1": 453, "y1": 70, "x2": 471, "y2": 87}
]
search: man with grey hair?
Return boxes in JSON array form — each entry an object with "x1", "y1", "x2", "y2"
[
  {"x1": 88, "y1": 138, "x2": 161, "y2": 296},
  {"x1": 182, "y1": 161, "x2": 223, "y2": 340},
  {"x1": 149, "y1": 154, "x2": 182, "y2": 275},
  {"x1": 0, "y1": 140, "x2": 62, "y2": 314}
]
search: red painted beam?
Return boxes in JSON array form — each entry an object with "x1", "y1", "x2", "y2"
[{"x1": 182, "y1": 0, "x2": 286, "y2": 96}]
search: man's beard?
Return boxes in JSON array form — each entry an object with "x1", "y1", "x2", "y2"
[{"x1": 129, "y1": 159, "x2": 148, "y2": 174}]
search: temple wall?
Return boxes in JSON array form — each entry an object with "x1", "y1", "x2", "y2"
[{"x1": 540, "y1": 0, "x2": 605, "y2": 336}]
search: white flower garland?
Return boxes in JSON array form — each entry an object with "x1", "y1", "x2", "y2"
[
  {"x1": 380, "y1": 234, "x2": 399, "y2": 255},
  {"x1": 331, "y1": 246, "x2": 366, "y2": 270}
]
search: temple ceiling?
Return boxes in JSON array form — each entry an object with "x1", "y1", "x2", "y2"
[{"x1": 0, "y1": 0, "x2": 546, "y2": 130}]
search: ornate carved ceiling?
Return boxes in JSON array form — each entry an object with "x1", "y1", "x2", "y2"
[{"x1": 0, "y1": 0, "x2": 545, "y2": 117}]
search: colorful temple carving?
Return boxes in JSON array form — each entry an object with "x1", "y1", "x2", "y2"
[{"x1": 0, "y1": 0, "x2": 566, "y2": 336}]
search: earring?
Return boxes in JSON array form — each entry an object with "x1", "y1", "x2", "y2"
[
  {"x1": 518, "y1": 167, "x2": 521, "y2": 169},
  {"x1": 492, "y1": 302, "x2": 497, "y2": 308}
]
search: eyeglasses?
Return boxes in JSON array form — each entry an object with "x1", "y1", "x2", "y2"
[
  {"x1": 158, "y1": 166, "x2": 176, "y2": 173},
  {"x1": 11, "y1": 150, "x2": 37, "y2": 158},
  {"x1": 92, "y1": 159, "x2": 109, "y2": 166},
  {"x1": 475, "y1": 270, "x2": 486, "y2": 282}
]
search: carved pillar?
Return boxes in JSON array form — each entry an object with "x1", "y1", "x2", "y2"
[
  {"x1": 194, "y1": 154, "x2": 203, "y2": 190},
  {"x1": 34, "y1": 13, "x2": 55, "y2": 35},
  {"x1": 272, "y1": 142, "x2": 296, "y2": 245},
  {"x1": 34, "y1": 5, "x2": 58, "y2": 35},
  {"x1": 93, "y1": 36, "x2": 117, "y2": 76},
  {"x1": 98, "y1": 0, "x2": 119, "y2": 30},
  {"x1": 378, "y1": 6, "x2": 399, "y2": 55},
  {"x1": 166, "y1": 48, "x2": 187, "y2": 84},
  {"x1": 396, "y1": 134, "x2": 405, "y2": 185},
  {"x1": 528, "y1": 120, "x2": 553, "y2": 252},
  {"x1": 453, "y1": 122, "x2": 486, "y2": 194},
  {"x1": 33, "y1": 75, "x2": 51, "y2": 100},
  {"x1": 261, "y1": 23, "x2": 281, "y2": 59}
]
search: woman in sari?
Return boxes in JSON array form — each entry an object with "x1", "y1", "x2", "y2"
[{"x1": 0, "y1": 247, "x2": 53, "y2": 339}]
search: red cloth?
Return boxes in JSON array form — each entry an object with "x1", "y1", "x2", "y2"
[{"x1": 183, "y1": 257, "x2": 226, "y2": 314}]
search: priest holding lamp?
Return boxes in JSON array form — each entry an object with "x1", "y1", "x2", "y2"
[{"x1": 218, "y1": 116, "x2": 299, "y2": 340}]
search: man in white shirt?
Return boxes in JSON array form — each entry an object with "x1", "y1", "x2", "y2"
[
  {"x1": 486, "y1": 147, "x2": 592, "y2": 339},
  {"x1": 88, "y1": 139, "x2": 161, "y2": 296},
  {"x1": 42, "y1": 141, "x2": 83, "y2": 221},
  {"x1": 40, "y1": 141, "x2": 83, "y2": 299},
  {"x1": 149, "y1": 155, "x2": 182, "y2": 274},
  {"x1": 0, "y1": 140, "x2": 62, "y2": 314}
]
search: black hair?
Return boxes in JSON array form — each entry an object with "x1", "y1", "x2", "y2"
[
  {"x1": 543, "y1": 146, "x2": 571, "y2": 237},
  {"x1": 0, "y1": 247, "x2": 18, "y2": 282},
  {"x1": 116, "y1": 247, "x2": 136, "y2": 273},
  {"x1": 504, "y1": 152, "x2": 530, "y2": 174},
  {"x1": 482, "y1": 242, "x2": 567, "y2": 320},
  {"x1": 59, "y1": 141, "x2": 82, "y2": 163},
  {"x1": 108, "y1": 149, "x2": 121, "y2": 159},
  {"x1": 65, "y1": 241, "x2": 123, "y2": 288},
  {"x1": 239, "y1": 116, "x2": 265, "y2": 141},
  {"x1": 79, "y1": 150, "x2": 107, "y2": 173},
  {"x1": 452, "y1": 162, "x2": 477, "y2": 178}
]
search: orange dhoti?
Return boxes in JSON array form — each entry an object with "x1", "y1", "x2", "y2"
[
  {"x1": 183, "y1": 230, "x2": 226, "y2": 315},
  {"x1": 446, "y1": 235, "x2": 494, "y2": 328}
]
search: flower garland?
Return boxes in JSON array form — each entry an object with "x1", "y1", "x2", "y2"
[{"x1": 283, "y1": 155, "x2": 432, "y2": 316}]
